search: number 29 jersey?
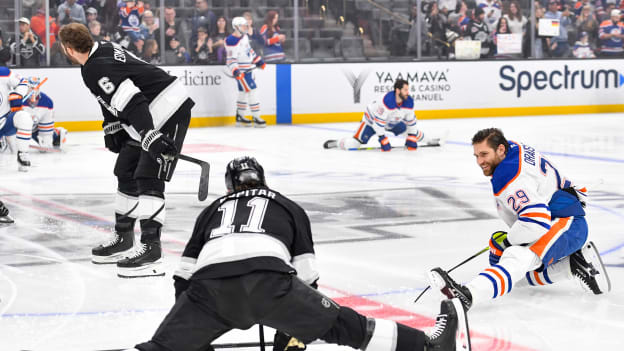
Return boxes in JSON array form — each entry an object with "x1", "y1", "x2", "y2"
[
  {"x1": 176, "y1": 187, "x2": 318, "y2": 285},
  {"x1": 491, "y1": 141, "x2": 584, "y2": 246}
]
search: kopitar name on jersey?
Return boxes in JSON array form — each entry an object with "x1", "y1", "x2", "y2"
[{"x1": 499, "y1": 64, "x2": 624, "y2": 98}]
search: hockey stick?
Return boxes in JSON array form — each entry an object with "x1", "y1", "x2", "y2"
[
  {"x1": 323, "y1": 139, "x2": 442, "y2": 150},
  {"x1": 29, "y1": 144, "x2": 62, "y2": 153},
  {"x1": 259, "y1": 324, "x2": 266, "y2": 351},
  {"x1": 127, "y1": 141, "x2": 210, "y2": 201}
]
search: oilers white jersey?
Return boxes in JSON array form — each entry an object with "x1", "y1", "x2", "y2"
[
  {"x1": 0, "y1": 67, "x2": 25, "y2": 117},
  {"x1": 491, "y1": 141, "x2": 585, "y2": 246},
  {"x1": 23, "y1": 92, "x2": 54, "y2": 133},
  {"x1": 364, "y1": 91, "x2": 417, "y2": 136},
  {"x1": 225, "y1": 34, "x2": 261, "y2": 75}
]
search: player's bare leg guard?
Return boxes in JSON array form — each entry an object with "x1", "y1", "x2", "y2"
[
  {"x1": 248, "y1": 89, "x2": 265, "y2": 127},
  {"x1": 236, "y1": 91, "x2": 252, "y2": 127},
  {"x1": 117, "y1": 188, "x2": 165, "y2": 278},
  {"x1": 92, "y1": 191, "x2": 137, "y2": 264}
]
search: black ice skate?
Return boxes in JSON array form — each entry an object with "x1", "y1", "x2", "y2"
[
  {"x1": 323, "y1": 140, "x2": 338, "y2": 149},
  {"x1": 252, "y1": 116, "x2": 266, "y2": 128},
  {"x1": 0, "y1": 201, "x2": 14, "y2": 224},
  {"x1": 117, "y1": 240, "x2": 165, "y2": 278},
  {"x1": 570, "y1": 241, "x2": 611, "y2": 294},
  {"x1": 92, "y1": 230, "x2": 134, "y2": 264},
  {"x1": 236, "y1": 113, "x2": 253, "y2": 127},
  {"x1": 17, "y1": 151, "x2": 30, "y2": 172},
  {"x1": 428, "y1": 268, "x2": 473, "y2": 311},
  {"x1": 427, "y1": 298, "x2": 471, "y2": 351}
]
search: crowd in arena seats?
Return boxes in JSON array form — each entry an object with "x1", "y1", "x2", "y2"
[{"x1": 1, "y1": 0, "x2": 623, "y2": 66}]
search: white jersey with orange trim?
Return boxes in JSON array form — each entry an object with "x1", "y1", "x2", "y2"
[
  {"x1": 225, "y1": 34, "x2": 261, "y2": 76},
  {"x1": 490, "y1": 141, "x2": 585, "y2": 246},
  {"x1": 0, "y1": 67, "x2": 27, "y2": 117},
  {"x1": 363, "y1": 91, "x2": 417, "y2": 137}
]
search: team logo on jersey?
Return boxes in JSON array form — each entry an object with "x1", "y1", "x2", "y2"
[
  {"x1": 499, "y1": 64, "x2": 624, "y2": 97},
  {"x1": 343, "y1": 68, "x2": 372, "y2": 104}
]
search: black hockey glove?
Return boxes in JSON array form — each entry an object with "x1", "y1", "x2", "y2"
[
  {"x1": 273, "y1": 331, "x2": 306, "y2": 351},
  {"x1": 142, "y1": 129, "x2": 178, "y2": 181},
  {"x1": 103, "y1": 121, "x2": 129, "y2": 153},
  {"x1": 173, "y1": 275, "x2": 190, "y2": 300}
]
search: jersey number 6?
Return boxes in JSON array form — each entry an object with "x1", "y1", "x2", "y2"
[{"x1": 98, "y1": 77, "x2": 115, "y2": 94}]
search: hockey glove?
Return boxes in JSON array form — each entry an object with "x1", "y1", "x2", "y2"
[
  {"x1": 103, "y1": 121, "x2": 129, "y2": 153},
  {"x1": 254, "y1": 57, "x2": 267, "y2": 69},
  {"x1": 173, "y1": 275, "x2": 190, "y2": 300},
  {"x1": 232, "y1": 69, "x2": 245, "y2": 80},
  {"x1": 273, "y1": 331, "x2": 306, "y2": 351},
  {"x1": 141, "y1": 129, "x2": 178, "y2": 180},
  {"x1": 378, "y1": 135, "x2": 391, "y2": 152},
  {"x1": 405, "y1": 133, "x2": 419, "y2": 150},
  {"x1": 489, "y1": 231, "x2": 510, "y2": 265}
]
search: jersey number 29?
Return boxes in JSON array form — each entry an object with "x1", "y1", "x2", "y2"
[{"x1": 210, "y1": 198, "x2": 268, "y2": 238}]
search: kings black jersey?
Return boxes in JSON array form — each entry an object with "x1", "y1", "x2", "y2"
[
  {"x1": 80, "y1": 41, "x2": 190, "y2": 140},
  {"x1": 174, "y1": 187, "x2": 319, "y2": 284}
]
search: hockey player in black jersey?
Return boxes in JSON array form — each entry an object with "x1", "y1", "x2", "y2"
[
  {"x1": 129, "y1": 156, "x2": 471, "y2": 351},
  {"x1": 58, "y1": 23, "x2": 195, "y2": 278}
]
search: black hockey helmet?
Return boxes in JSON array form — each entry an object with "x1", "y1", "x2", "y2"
[{"x1": 225, "y1": 156, "x2": 267, "y2": 193}]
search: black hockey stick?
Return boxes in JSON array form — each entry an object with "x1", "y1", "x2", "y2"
[
  {"x1": 128, "y1": 141, "x2": 210, "y2": 201},
  {"x1": 413, "y1": 231, "x2": 506, "y2": 303},
  {"x1": 323, "y1": 139, "x2": 442, "y2": 150},
  {"x1": 259, "y1": 324, "x2": 266, "y2": 351}
]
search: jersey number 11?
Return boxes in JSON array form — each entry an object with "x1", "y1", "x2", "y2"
[{"x1": 210, "y1": 198, "x2": 269, "y2": 238}]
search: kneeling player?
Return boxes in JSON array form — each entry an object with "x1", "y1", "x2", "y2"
[
  {"x1": 22, "y1": 77, "x2": 67, "y2": 151},
  {"x1": 129, "y1": 157, "x2": 471, "y2": 351},
  {"x1": 0, "y1": 68, "x2": 32, "y2": 171},
  {"x1": 324, "y1": 79, "x2": 441, "y2": 151}
]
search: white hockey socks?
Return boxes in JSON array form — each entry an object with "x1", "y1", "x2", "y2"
[
  {"x1": 236, "y1": 91, "x2": 248, "y2": 117},
  {"x1": 248, "y1": 89, "x2": 261, "y2": 119}
]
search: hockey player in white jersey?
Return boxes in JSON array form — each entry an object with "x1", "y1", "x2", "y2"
[
  {"x1": 428, "y1": 128, "x2": 611, "y2": 313},
  {"x1": 22, "y1": 77, "x2": 67, "y2": 151},
  {"x1": 226, "y1": 16, "x2": 267, "y2": 127},
  {"x1": 324, "y1": 79, "x2": 440, "y2": 151},
  {"x1": 0, "y1": 67, "x2": 33, "y2": 171}
]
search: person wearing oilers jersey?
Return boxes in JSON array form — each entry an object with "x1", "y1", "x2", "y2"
[
  {"x1": 326, "y1": 79, "x2": 439, "y2": 151},
  {"x1": 21, "y1": 77, "x2": 68, "y2": 150},
  {"x1": 226, "y1": 16, "x2": 267, "y2": 128},
  {"x1": 129, "y1": 156, "x2": 470, "y2": 351},
  {"x1": 58, "y1": 23, "x2": 194, "y2": 278},
  {"x1": 0, "y1": 67, "x2": 33, "y2": 171},
  {"x1": 428, "y1": 128, "x2": 611, "y2": 314}
]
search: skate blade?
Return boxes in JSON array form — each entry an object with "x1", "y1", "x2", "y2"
[
  {"x1": 0, "y1": 215, "x2": 15, "y2": 224},
  {"x1": 117, "y1": 260, "x2": 165, "y2": 278},
  {"x1": 451, "y1": 298, "x2": 471, "y2": 351},
  {"x1": 427, "y1": 270, "x2": 447, "y2": 290},
  {"x1": 91, "y1": 249, "x2": 134, "y2": 264},
  {"x1": 236, "y1": 122, "x2": 253, "y2": 128},
  {"x1": 584, "y1": 241, "x2": 612, "y2": 293},
  {"x1": 253, "y1": 124, "x2": 266, "y2": 128}
]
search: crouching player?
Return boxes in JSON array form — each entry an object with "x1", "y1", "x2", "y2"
[{"x1": 324, "y1": 79, "x2": 441, "y2": 151}]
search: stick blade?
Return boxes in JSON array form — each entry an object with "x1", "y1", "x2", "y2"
[{"x1": 198, "y1": 162, "x2": 210, "y2": 201}]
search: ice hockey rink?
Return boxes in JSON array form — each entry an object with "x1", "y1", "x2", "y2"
[{"x1": 0, "y1": 113, "x2": 623, "y2": 351}]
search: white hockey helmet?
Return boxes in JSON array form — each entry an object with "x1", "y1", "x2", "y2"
[{"x1": 232, "y1": 16, "x2": 248, "y2": 34}]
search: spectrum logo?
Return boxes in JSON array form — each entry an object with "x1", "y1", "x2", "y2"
[{"x1": 499, "y1": 64, "x2": 624, "y2": 97}]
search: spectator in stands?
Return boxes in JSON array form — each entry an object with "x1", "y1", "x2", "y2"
[
  {"x1": 407, "y1": 3, "x2": 428, "y2": 55},
  {"x1": 89, "y1": 20, "x2": 103, "y2": 41},
  {"x1": 50, "y1": 40, "x2": 71, "y2": 66},
  {"x1": 90, "y1": 0, "x2": 117, "y2": 35},
  {"x1": 140, "y1": 10, "x2": 158, "y2": 41},
  {"x1": 244, "y1": 11, "x2": 264, "y2": 55},
  {"x1": 192, "y1": 25, "x2": 212, "y2": 64},
  {"x1": 439, "y1": 0, "x2": 458, "y2": 17},
  {"x1": 157, "y1": 7, "x2": 188, "y2": 51},
  {"x1": 58, "y1": 0, "x2": 86, "y2": 25},
  {"x1": 493, "y1": 16, "x2": 521, "y2": 58},
  {"x1": 31, "y1": 5, "x2": 60, "y2": 47},
  {"x1": 426, "y1": 2, "x2": 450, "y2": 58},
  {"x1": 468, "y1": 7, "x2": 493, "y2": 57},
  {"x1": 598, "y1": 9, "x2": 624, "y2": 56},
  {"x1": 191, "y1": 0, "x2": 217, "y2": 48},
  {"x1": 545, "y1": 0, "x2": 572, "y2": 57},
  {"x1": 573, "y1": 31, "x2": 596, "y2": 57},
  {"x1": 576, "y1": 5, "x2": 599, "y2": 45},
  {"x1": 9, "y1": 18, "x2": 45, "y2": 67},
  {"x1": 141, "y1": 38, "x2": 160, "y2": 64},
  {"x1": 119, "y1": 0, "x2": 145, "y2": 49},
  {"x1": 478, "y1": 0, "x2": 502, "y2": 33},
  {"x1": 210, "y1": 16, "x2": 228, "y2": 64},
  {"x1": 260, "y1": 10, "x2": 286, "y2": 63},
  {"x1": 86, "y1": 7, "x2": 98, "y2": 25},
  {"x1": 0, "y1": 28, "x2": 10, "y2": 66},
  {"x1": 532, "y1": 4, "x2": 549, "y2": 58},
  {"x1": 574, "y1": 0, "x2": 593, "y2": 16},
  {"x1": 165, "y1": 37, "x2": 190, "y2": 64},
  {"x1": 455, "y1": 1, "x2": 471, "y2": 35},
  {"x1": 504, "y1": 1, "x2": 527, "y2": 35}
]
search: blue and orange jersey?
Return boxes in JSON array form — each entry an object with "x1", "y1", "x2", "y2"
[
  {"x1": 599, "y1": 20, "x2": 624, "y2": 52},
  {"x1": 120, "y1": 4, "x2": 144, "y2": 33},
  {"x1": 259, "y1": 24, "x2": 285, "y2": 62}
]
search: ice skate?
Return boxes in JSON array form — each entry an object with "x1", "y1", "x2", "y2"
[
  {"x1": 427, "y1": 298, "x2": 471, "y2": 351},
  {"x1": 17, "y1": 151, "x2": 30, "y2": 172},
  {"x1": 428, "y1": 267, "x2": 473, "y2": 311},
  {"x1": 236, "y1": 113, "x2": 252, "y2": 127},
  {"x1": 570, "y1": 241, "x2": 611, "y2": 294},
  {"x1": 117, "y1": 240, "x2": 165, "y2": 278},
  {"x1": 252, "y1": 116, "x2": 266, "y2": 128},
  {"x1": 0, "y1": 201, "x2": 14, "y2": 224},
  {"x1": 92, "y1": 230, "x2": 134, "y2": 264},
  {"x1": 323, "y1": 139, "x2": 338, "y2": 149}
]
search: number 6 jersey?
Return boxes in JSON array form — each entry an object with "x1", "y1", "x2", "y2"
[
  {"x1": 174, "y1": 187, "x2": 319, "y2": 285},
  {"x1": 491, "y1": 141, "x2": 586, "y2": 246}
]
